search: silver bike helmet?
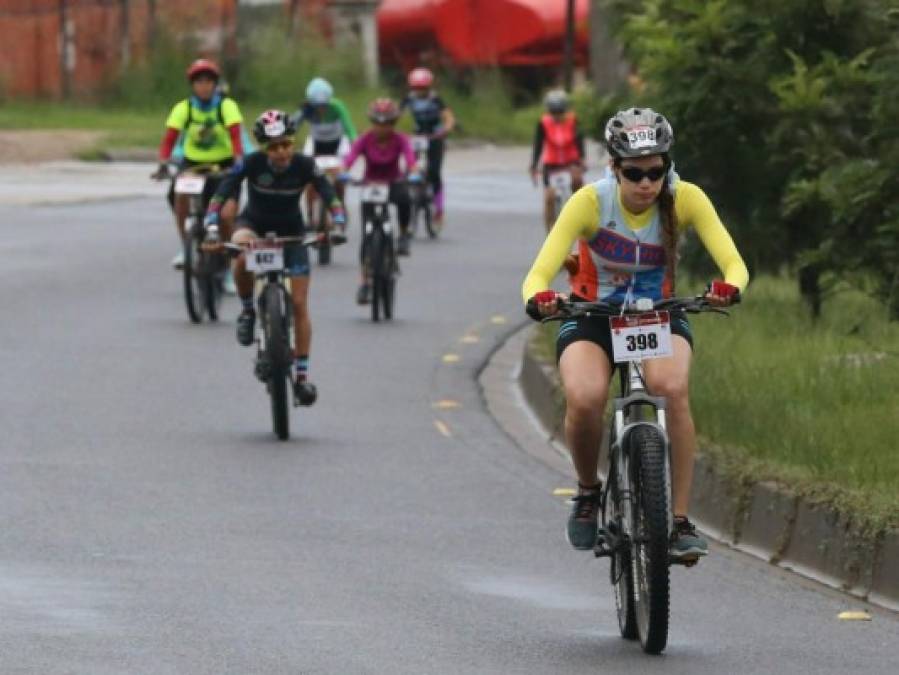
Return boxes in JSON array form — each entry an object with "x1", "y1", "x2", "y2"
[
  {"x1": 544, "y1": 89, "x2": 570, "y2": 114},
  {"x1": 604, "y1": 107, "x2": 673, "y2": 158}
]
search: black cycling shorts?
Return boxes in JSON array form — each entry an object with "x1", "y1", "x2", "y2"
[
  {"x1": 235, "y1": 213, "x2": 310, "y2": 278},
  {"x1": 313, "y1": 139, "x2": 341, "y2": 156},
  {"x1": 555, "y1": 309, "x2": 693, "y2": 364}
]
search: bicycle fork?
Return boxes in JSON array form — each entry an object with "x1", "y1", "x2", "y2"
[{"x1": 596, "y1": 362, "x2": 674, "y2": 556}]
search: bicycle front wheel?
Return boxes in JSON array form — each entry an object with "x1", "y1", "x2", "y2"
[
  {"x1": 606, "y1": 428, "x2": 637, "y2": 640},
  {"x1": 262, "y1": 284, "x2": 291, "y2": 440},
  {"x1": 182, "y1": 230, "x2": 204, "y2": 323},
  {"x1": 630, "y1": 425, "x2": 670, "y2": 654},
  {"x1": 377, "y1": 238, "x2": 396, "y2": 320},
  {"x1": 370, "y1": 227, "x2": 385, "y2": 323}
]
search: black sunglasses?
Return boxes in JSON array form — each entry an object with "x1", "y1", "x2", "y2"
[{"x1": 619, "y1": 165, "x2": 667, "y2": 183}]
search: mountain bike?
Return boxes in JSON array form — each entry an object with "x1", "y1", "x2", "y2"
[
  {"x1": 224, "y1": 232, "x2": 321, "y2": 440},
  {"x1": 536, "y1": 294, "x2": 732, "y2": 655},
  {"x1": 309, "y1": 155, "x2": 344, "y2": 266},
  {"x1": 356, "y1": 182, "x2": 399, "y2": 322},
  {"x1": 409, "y1": 135, "x2": 438, "y2": 238},
  {"x1": 173, "y1": 166, "x2": 227, "y2": 323}
]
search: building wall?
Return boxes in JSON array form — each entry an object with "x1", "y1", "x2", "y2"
[{"x1": 0, "y1": 0, "x2": 233, "y2": 98}]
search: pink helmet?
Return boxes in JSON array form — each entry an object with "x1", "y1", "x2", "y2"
[
  {"x1": 186, "y1": 58, "x2": 220, "y2": 81},
  {"x1": 407, "y1": 67, "x2": 434, "y2": 89},
  {"x1": 368, "y1": 98, "x2": 400, "y2": 124}
]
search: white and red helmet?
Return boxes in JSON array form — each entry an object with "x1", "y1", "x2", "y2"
[
  {"x1": 407, "y1": 67, "x2": 434, "y2": 89},
  {"x1": 253, "y1": 109, "x2": 296, "y2": 144}
]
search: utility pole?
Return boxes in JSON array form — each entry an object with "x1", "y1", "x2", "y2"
[
  {"x1": 589, "y1": 0, "x2": 626, "y2": 94},
  {"x1": 58, "y1": 0, "x2": 74, "y2": 99},
  {"x1": 562, "y1": 0, "x2": 576, "y2": 91},
  {"x1": 329, "y1": 1, "x2": 381, "y2": 87},
  {"x1": 119, "y1": 0, "x2": 131, "y2": 69},
  {"x1": 220, "y1": 0, "x2": 239, "y2": 76},
  {"x1": 147, "y1": 0, "x2": 157, "y2": 48},
  {"x1": 287, "y1": 0, "x2": 301, "y2": 37}
]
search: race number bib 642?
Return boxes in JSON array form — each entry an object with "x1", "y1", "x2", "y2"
[
  {"x1": 245, "y1": 244, "x2": 284, "y2": 273},
  {"x1": 610, "y1": 311, "x2": 672, "y2": 362}
]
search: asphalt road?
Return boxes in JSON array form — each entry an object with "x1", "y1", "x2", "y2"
[{"x1": 0, "y1": 153, "x2": 895, "y2": 674}]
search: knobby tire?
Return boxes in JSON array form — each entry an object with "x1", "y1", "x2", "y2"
[
  {"x1": 630, "y1": 425, "x2": 670, "y2": 654},
  {"x1": 370, "y1": 227, "x2": 384, "y2": 323},
  {"x1": 263, "y1": 284, "x2": 291, "y2": 440},
  {"x1": 607, "y1": 427, "x2": 638, "y2": 640},
  {"x1": 317, "y1": 199, "x2": 331, "y2": 266},
  {"x1": 183, "y1": 228, "x2": 204, "y2": 324}
]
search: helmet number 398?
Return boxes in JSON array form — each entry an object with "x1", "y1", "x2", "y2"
[{"x1": 628, "y1": 127, "x2": 657, "y2": 149}]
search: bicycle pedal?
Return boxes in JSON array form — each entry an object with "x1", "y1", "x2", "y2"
[
  {"x1": 594, "y1": 527, "x2": 620, "y2": 558},
  {"x1": 593, "y1": 544, "x2": 614, "y2": 558},
  {"x1": 669, "y1": 553, "x2": 702, "y2": 567},
  {"x1": 254, "y1": 359, "x2": 271, "y2": 382}
]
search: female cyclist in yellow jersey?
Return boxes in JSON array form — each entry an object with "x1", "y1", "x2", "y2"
[{"x1": 522, "y1": 108, "x2": 748, "y2": 560}]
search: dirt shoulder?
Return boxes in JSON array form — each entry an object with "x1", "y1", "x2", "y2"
[{"x1": 0, "y1": 130, "x2": 103, "y2": 164}]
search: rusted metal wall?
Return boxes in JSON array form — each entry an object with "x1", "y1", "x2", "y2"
[{"x1": 0, "y1": 0, "x2": 234, "y2": 99}]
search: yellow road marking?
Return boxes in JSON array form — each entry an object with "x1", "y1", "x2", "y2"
[
  {"x1": 442, "y1": 353, "x2": 461, "y2": 363},
  {"x1": 490, "y1": 315, "x2": 507, "y2": 325},
  {"x1": 553, "y1": 488, "x2": 577, "y2": 497},
  {"x1": 434, "y1": 420, "x2": 452, "y2": 438},
  {"x1": 432, "y1": 399, "x2": 461, "y2": 410},
  {"x1": 460, "y1": 334, "x2": 480, "y2": 344},
  {"x1": 838, "y1": 611, "x2": 872, "y2": 621}
]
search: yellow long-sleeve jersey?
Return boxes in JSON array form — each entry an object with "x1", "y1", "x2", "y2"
[{"x1": 522, "y1": 178, "x2": 749, "y2": 304}]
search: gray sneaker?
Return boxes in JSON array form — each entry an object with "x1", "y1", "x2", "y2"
[
  {"x1": 566, "y1": 487, "x2": 602, "y2": 550},
  {"x1": 670, "y1": 516, "x2": 708, "y2": 563}
]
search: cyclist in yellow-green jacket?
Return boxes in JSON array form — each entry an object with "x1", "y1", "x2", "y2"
[{"x1": 152, "y1": 58, "x2": 245, "y2": 270}]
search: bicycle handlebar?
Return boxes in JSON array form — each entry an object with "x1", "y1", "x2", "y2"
[
  {"x1": 527, "y1": 295, "x2": 734, "y2": 323},
  {"x1": 221, "y1": 233, "x2": 323, "y2": 254}
]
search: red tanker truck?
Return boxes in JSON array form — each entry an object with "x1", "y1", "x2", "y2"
[{"x1": 377, "y1": 0, "x2": 590, "y2": 71}]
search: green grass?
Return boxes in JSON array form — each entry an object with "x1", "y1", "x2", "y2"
[
  {"x1": 690, "y1": 275, "x2": 899, "y2": 528},
  {"x1": 0, "y1": 85, "x2": 539, "y2": 158},
  {"x1": 532, "y1": 274, "x2": 899, "y2": 529}
]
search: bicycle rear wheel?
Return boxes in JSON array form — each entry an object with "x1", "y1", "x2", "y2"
[
  {"x1": 630, "y1": 425, "x2": 670, "y2": 654},
  {"x1": 204, "y1": 253, "x2": 224, "y2": 322},
  {"x1": 182, "y1": 228, "x2": 204, "y2": 323},
  {"x1": 262, "y1": 284, "x2": 291, "y2": 440},
  {"x1": 423, "y1": 187, "x2": 440, "y2": 238},
  {"x1": 317, "y1": 200, "x2": 331, "y2": 266}
]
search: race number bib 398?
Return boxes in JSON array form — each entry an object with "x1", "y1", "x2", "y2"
[
  {"x1": 245, "y1": 244, "x2": 284, "y2": 273},
  {"x1": 610, "y1": 311, "x2": 673, "y2": 362}
]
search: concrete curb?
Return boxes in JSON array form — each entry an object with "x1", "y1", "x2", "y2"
[{"x1": 500, "y1": 324, "x2": 899, "y2": 612}]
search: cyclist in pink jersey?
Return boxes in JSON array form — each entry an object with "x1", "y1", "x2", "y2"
[{"x1": 343, "y1": 98, "x2": 420, "y2": 302}]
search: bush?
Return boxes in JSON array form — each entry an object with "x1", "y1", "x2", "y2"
[{"x1": 596, "y1": 0, "x2": 899, "y2": 317}]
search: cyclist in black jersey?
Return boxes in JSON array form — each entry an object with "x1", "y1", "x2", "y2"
[
  {"x1": 400, "y1": 67, "x2": 455, "y2": 227},
  {"x1": 204, "y1": 110, "x2": 345, "y2": 405}
]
